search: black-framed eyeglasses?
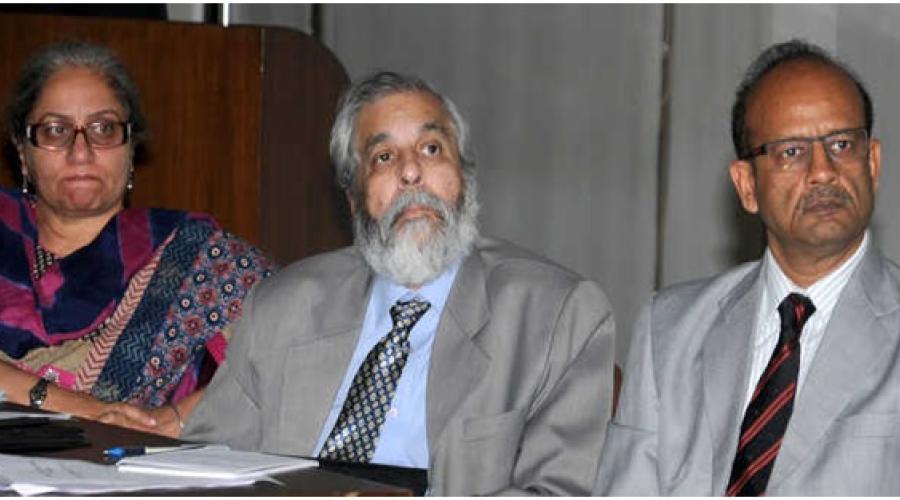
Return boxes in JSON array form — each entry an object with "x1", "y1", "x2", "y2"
[
  {"x1": 25, "y1": 120, "x2": 131, "y2": 151},
  {"x1": 742, "y1": 127, "x2": 869, "y2": 171}
]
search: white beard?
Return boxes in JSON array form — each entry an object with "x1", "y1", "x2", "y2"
[{"x1": 354, "y1": 176, "x2": 479, "y2": 287}]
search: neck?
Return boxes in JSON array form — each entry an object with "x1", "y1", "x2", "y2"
[
  {"x1": 35, "y1": 203, "x2": 121, "y2": 257},
  {"x1": 768, "y1": 232, "x2": 865, "y2": 288}
]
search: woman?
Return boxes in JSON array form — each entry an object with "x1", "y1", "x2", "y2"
[{"x1": 0, "y1": 41, "x2": 273, "y2": 436}]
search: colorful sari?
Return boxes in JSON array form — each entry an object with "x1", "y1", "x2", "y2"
[{"x1": 0, "y1": 187, "x2": 273, "y2": 407}]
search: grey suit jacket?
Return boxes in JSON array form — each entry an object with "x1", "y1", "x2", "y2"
[
  {"x1": 595, "y1": 245, "x2": 900, "y2": 495},
  {"x1": 184, "y1": 237, "x2": 615, "y2": 495}
]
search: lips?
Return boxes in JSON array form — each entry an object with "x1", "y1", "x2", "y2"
[
  {"x1": 391, "y1": 205, "x2": 442, "y2": 227},
  {"x1": 803, "y1": 198, "x2": 846, "y2": 215},
  {"x1": 61, "y1": 174, "x2": 102, "y2": 184}
]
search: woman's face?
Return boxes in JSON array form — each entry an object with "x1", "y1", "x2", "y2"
[{"x1": 18, "y1": 66, "x2": 132, "y2": 219}]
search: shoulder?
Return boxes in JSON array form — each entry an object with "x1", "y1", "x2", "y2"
[
  {"x1": 651, "y1": 260, "x2": 759, "y2": 316},
  {"x1": 464, "y1": 237, "x2": 612, "y2": 343},
  {"x1": 147, "y1": 208, "x2": 220, "y2": 232},
  {"x1": 471, "y1": 236, "x2": 587, "y2": 295},
  {"x1": 250, "y1": 246, "x2": 365, "y2": 302},
  {"x1": 876, "y1": 252, "x2": 900, "y2": 282},
  {"x1": 0, "y1": 186, "x2": 26, "y2": 229},
  {"x1": 0, "y1": 185, "x2": 21, "y2": 201}
]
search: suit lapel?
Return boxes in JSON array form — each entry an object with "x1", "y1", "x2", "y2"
[
  {"x1": 426, "y1": 249, "x2": 490, "y2": 453},
  {"x1": 704, "y1": 265, "x2": 762, "y2": 493},
  {"x1": 280, "y1": 255, "x2": 374, "y2": 453},
  {"x1": 769, "y1": 247, "x2": 900, "y2": 489}
]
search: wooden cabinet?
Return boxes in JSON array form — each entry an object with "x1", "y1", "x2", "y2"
[{"x1": 0, "y1": 13, "x2": 352, "y2": 264}]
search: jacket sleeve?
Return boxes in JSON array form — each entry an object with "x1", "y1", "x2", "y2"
[
  {"x1": 504, "y1": 279, "x2": 616, "y2": 496},
  {"x1": 593, "y1": 300, "x2": 661, "y2": 495}
]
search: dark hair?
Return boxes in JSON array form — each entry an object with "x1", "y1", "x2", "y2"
[
  {"x1": 330, "y1": 71, "x2": 474, "y2": 195},
  {"x1": 731, "y1": 39, "x2": 873, "y2": 159},
  {"x1": 7, "y1": 40, "x2": 147, "y2": 147}
]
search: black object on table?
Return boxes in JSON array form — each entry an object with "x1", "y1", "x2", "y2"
[
  {"x1": 317, "y1": 458, "x2": 428, "y2": 496},
  {"x1": 0, "y1": 416, "x2": 88, "y2": 452}
]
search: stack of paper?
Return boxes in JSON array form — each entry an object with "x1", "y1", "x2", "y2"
[
  {"x1": 0, "y1": 446, "x2": 315, "y2": 496},
  {"x1": 0, "y1": 453, "x2": 256, "y2": 496},
  {"x1": 116, "y1": 445, "x2": 316, "y2": 479}
]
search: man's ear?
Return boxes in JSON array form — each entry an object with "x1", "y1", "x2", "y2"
[
  {"x1": 868, "y1": 137, "x2": 882, "y2": 193},
  {"x1": 729, "y1": 159, "x2": 759, "y2": 214},
  {"x1": 345, "y1": 190, "x2": 357, "y2": 215}
]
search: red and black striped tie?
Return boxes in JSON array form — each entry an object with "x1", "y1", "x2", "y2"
[{"x1": 726, "y1": 292, "x2": 815, "y2": 496}]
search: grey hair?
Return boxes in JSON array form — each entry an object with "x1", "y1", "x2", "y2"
[
  {"x1": 731, "y1": 38, "x2": 873, "y2": 159},
  {"x1": 7, "y1": 40, "x2": 147, "y2": 147},
  {"x1": 330, "y1": 71, "x2": 474, "y2": 194}
]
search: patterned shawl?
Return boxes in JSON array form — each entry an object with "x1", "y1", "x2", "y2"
[{"x1": 0, "y1": 186, "x2": 273, "y2": 406}]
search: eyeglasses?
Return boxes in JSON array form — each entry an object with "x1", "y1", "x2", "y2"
[
  {"x1": 25, "y1": 120, "x2": 131, "y2": 150},
  {"x1": 742, "y1": 127, "x2": 869, "y2": 170}
]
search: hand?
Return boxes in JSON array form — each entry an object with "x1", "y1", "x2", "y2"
[{"x1": 94, "y1": 403, "x2": 182, "y2": 438}]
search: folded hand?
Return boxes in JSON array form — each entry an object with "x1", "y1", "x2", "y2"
[{"x1": 95, "y1": 403, "x2": 182, "y2": 438}]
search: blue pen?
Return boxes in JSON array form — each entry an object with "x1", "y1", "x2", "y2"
[{"x1": 103, "y1": 444, "x2": 202, "y2": 460}]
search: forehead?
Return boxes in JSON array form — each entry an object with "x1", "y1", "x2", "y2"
[
  {"x1": 354, "y1": 91, "x2": 452, "y2": 147},
  {"x1": 745, "y1": 60, "x2": 864, "y2": 139},
  {"x1": 32, "y1": 66, "x2": 122, "y2": 117}
]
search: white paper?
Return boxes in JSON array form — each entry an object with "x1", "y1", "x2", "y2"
[
  {"x1": 116, "y1": 445, "x2": 316, "y2": 479},
  {"x1": 0, "y1": 453, "x2": 258, "y2": 496},
  {"x1": 0, "y1": 410, "x2": 71, "y2": 420}
]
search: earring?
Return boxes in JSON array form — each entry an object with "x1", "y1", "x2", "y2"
[
  {"x1": 21, "y1": 173, "x2": 29, "y2": 195},
  {"x1": 126, "y1": 167, "x2": 134, "y2": 191}
]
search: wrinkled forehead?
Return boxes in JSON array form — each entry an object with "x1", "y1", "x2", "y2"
[{"x1": 354, "y1": 90, "x2": 456, "y2": 149}]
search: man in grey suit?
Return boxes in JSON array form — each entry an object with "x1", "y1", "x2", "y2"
[
  {"x1": 183, "y1": 71, "x2": 615, "y2": 495},
  {"x1": 596, "y1": 40, "x2": 899, "y2": 495}
]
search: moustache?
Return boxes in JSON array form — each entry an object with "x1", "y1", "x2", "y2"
[
  {"x1": 800, "y1": 185, "x2": 852, "y2": 212},
  {"x1": 381, "y1": 190, "x2": 454, "y2": 230}
]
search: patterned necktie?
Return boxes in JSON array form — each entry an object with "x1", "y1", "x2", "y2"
[
  {"x1": 319, "y1": 298, "x2": 431, "y2": 463},
  {"x1": 726, "y1": 292, "x2": 816, "y2": 496}
]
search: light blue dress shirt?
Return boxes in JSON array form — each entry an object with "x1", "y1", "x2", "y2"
[{"x1": 313, "y1": 260, "x2": 461, "y2": 467}]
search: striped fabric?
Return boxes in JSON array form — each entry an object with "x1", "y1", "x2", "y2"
[
  {"x1": 727, "y1": 293, "x2": 815, "y2": 496},
  {"x1": 746, "y1": 233, "x2": 868, "y2": 408}
]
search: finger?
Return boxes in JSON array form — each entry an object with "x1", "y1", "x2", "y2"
[{"x1": 109, "y1": 404, "x2": 158, "y2": 427}]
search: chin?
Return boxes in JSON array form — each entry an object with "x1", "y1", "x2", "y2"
[{"x1": 395, "y1": 218, "x2": 440, "y2": 245}]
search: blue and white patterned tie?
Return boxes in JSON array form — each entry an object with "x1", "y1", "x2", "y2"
[{"x1": 319, "y1": 298, "x2": 431, "y2": 462}]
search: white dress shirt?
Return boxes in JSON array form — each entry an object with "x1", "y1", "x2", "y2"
[{"x1": 743, "y1": 231, "x2": 870, "y2": 410}]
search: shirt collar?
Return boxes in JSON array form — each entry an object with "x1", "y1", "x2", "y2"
[
  {"x1": 761, "y1": 230, "x2": 869, "y2": 329},
  {"x1": 371, "y1": 258, "x2": 463, "y2": 308}
]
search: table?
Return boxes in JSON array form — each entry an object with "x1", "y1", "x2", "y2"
[{"x1": 3, "y1": 404, "x2": 413, "y2": 496}]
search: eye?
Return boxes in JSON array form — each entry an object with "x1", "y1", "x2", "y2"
[
  {"x1": 422, "y1": 142, "x2": 441, "y2": 156},
  {"x1": 373, "y1": 151, "x2": 392, "y2": 165},
  {"x1": 41, "y1": 122, "x2": 71, "y2": 137},
  {"x1": 773, "y1": 142, "x2": 807, "y2": 162},
  {"x1": 88, "y1": 120, "x2": 117, "y2": 137},
  {"x1": 828, "y1": 137, "x2": 855, "y2": 156}
]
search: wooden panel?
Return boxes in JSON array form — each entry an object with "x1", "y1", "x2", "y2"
[
  {"x1": 259, "y1": 28, "x2": 351, "y2": 264},
  {"x1": 0, "y1": 13, "x2": 353, "y2": 263},
  {"x1": 0, "y1": 13, "x2": 263, "y2": 244}
]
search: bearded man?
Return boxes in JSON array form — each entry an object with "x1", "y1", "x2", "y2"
[{"x1": 184, "y1": 71, "x2": 615, "y2": 496}]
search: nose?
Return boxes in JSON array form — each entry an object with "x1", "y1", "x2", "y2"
[
  {"x1": 806, "y1": 140, "x2": 837, "y2": 184},
  {"x1": 66, "y1": 129, "x2": 95, "y2": 163},
  {"x1": 399, "y1": 154, "x2": 422, "y2": 187}
]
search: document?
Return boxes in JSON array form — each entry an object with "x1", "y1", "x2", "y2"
[
  {"x1": 0, "y1": 453, "x2": 257, "y2": 496},
  {"x1": 0, "y1": 410, "x2": 71, "y2": 420},
  {"x1": 116, "y1": 445, "x2": 316, "y2": 479}
]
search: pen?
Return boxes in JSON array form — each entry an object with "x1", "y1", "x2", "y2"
[{"x1": 103, "y1": 444, "x2": 203, "y2": 460}]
